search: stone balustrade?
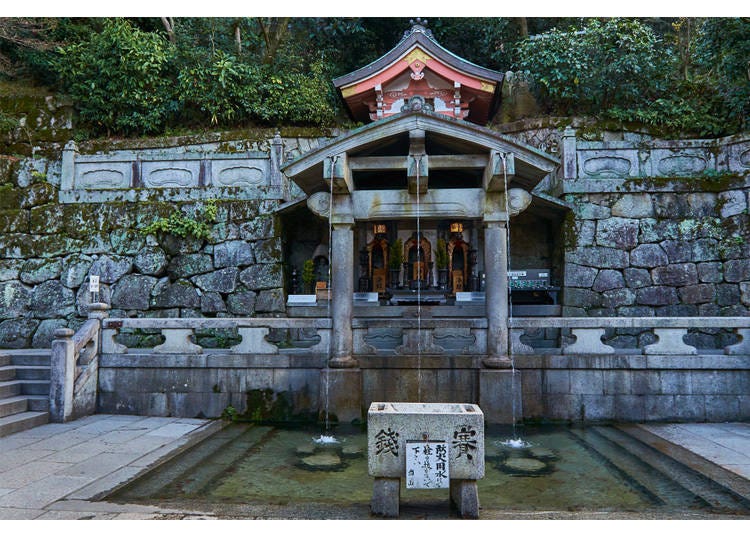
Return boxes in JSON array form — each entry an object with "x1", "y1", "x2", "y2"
[
  {"x1": 49, "y1": 303, "x2": 107, "y2": 422},
  {"x1": 352, "y1": 318, "x2": 488, "y2": 355},
  {"x1": 97, "y1": 315, "x2": 750, "y2": 358},
  {"x1": 559, "y1": 129, "x2": 750, "y2": 186},
  {"x1": 101, "y1": 317, "x2": 332, "y2": 355},
  {"x1": 510, "y1": 316, "x2": 750, "y2": 356}
]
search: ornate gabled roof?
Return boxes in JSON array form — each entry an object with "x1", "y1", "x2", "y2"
[{"x1": 333, "y1": 19, "x2": 504, "y2": 126}]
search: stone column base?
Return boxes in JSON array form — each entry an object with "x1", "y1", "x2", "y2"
[
  {"x1": 371, "y1": 477, "x2": 400, "y2": 518},
  {"x1": 450, "y1": 479, "x2": 480, "y2": 519},
  {"x1": 328, "y1": 356, "x2": 359, "y2": 368},
  {"x1": 482, "y1": 355, "x2": 513, "y2": 368},
  {"x1": 479, "y1": 369, "x2": 523, "y2": 424},
  {"x1": 319, "y1": 368, "x2": 362, "y2": 424}
]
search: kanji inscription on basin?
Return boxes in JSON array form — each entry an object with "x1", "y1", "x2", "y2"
[{"x1": 406, "y1": 441, "x2": 449, "y2": 489}]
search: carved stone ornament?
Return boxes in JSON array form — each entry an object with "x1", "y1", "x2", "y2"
[
  {"x1": 506, "y1": 188, "x2": 532, "y2": 217},
  {"x1": 307, "y1": 191, "x2": 331, "y2": 219}
]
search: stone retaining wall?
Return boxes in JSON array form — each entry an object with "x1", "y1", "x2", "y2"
[
  {"x1": 0, "y1": 151, "x2": 288, "y2": 349},
  {"x1": 517, "y1": 354, "x2": 750, "y2": 422},
  {"x1": 96, "y1": 353, "x2": 750, "y2": 424},
  {"x1": 559, "y1": 184, "x2": 750, "y2": 347}
]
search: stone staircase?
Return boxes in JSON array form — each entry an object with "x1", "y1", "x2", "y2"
[{"x1": 0, "y1": 350, "x2": 51, "y2": 438}]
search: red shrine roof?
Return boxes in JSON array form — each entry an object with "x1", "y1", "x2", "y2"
[{"x1": 333, "y1": 19, "x2": 504, "y2": 126}]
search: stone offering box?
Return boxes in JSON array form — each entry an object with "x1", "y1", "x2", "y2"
[{"x1": 367, "y1": 402, "x2": 484, "y2": 518}]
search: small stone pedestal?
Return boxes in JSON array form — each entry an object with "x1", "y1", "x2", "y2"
[
  {"x1": 479, "y1": 369, "x2": 522, "y2": 424},
  {"x1": 368, "y1": 402, "x2": 484, "y2": 519},
  {"x1": 319, "y1": 368, "x2": 362, "y2": 424}
]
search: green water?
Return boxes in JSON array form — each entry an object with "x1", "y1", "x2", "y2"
[{"x1": 110, "y1": 423, "x2": 750, "y2": 517}]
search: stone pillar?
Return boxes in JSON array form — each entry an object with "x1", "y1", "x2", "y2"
[
  {"x1": 330, "y1": 222, "x2": 357, "y2": 368},
  {"x1": 61, "y1": 140, "x2": 77, "y2": 191},
  {"x1": 562, "y1": 126, "x2": 577, "y2": 179},
  {"x1": 269, "y1": 131, "x2": 286, "y2": 199},
  {"x1": 483, "y1": 221, "x2": 511, "y2": 367},
  {"x1": 49, "y1": 328, "x2": 75, "y2": 423}
]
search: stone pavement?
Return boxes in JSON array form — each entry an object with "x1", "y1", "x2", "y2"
[
  {"x1": 2, "y1": 417, "x2": 750, "y2": 520},
  {"x1": 0, "y1": 414, "x2": 222, "y2": 520}
]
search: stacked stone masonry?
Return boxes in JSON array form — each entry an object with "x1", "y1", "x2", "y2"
[{"x1": 2, "y1": 127, "x2": 750, "y2": 350}]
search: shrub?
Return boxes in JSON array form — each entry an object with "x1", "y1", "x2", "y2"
[{"x1": 56, "y1": 19, "x2": 178, "y2": 135}]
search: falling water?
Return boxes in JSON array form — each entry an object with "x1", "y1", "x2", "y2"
[
  {"x1": 415, "y1": 155, "x2": 423, "y2": 402},
  {"x1": 501, "y1": 152, "x2": 522, "y2": 442},
  {"x1": 313, "y1": 435, "x2": 340, "y2": 445},
  {"x1": 323, "y1": 156, "x2": 335, "y2": 434},
  {"x1": 499, "y1": 437, "x2": 532, "y2": 449}
]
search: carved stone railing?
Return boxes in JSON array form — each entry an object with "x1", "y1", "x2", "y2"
[
  {"x1": 49, "y1": 303, "x2": 108, "y2": 422},
  {"x1": 510, "y1": 317, "x2": 750, "y2": 356},
  {"x1": 59, "y1": 135, "x2": 286, "y2": 203},
  {"x1": 352, "y1": 318, "x2": 488, "y2": 355},
  {"x1": 560, "y1": 129, "x2": 750, "y2": 189},
  {"x1": 101, "y1": 317, "x2": 332, "y2": 355}
]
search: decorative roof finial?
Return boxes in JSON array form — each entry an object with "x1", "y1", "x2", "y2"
[{"x1": 402, "y1": 18, "x2": 434, "y2": 40}]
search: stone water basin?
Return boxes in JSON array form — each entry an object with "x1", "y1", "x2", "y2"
[{"x1": 106, "y1": 423, "x2": 750, "y2": 518}]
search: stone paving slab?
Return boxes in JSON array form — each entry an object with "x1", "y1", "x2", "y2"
[
  {"x1": 0, "y1": 507, "x2": 46, "y2": 519},
  {"x1": 0, "y1": 414, "x2": 223, "y2": 519}
]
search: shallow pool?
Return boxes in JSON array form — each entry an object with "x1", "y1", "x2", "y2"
[{"x1": 108, "y1": 422, "x2": 750, "y2": 518}]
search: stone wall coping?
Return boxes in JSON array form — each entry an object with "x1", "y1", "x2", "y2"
[
  {"x1": 562, "y1": 176, "x2": 750, "y2": 194},
  {"x1": 352, "y1": 318, "x2": 488, "y2": 329},
  {"x1": 510, "y1": 316, "x2": 750, "y2": 329},
  {"x1": 509, "y1": 353, "x2": 750, "y2": 370},
  {"x1": 73, "y1": 151, "x2": 270, "y2": 163},
  {"x1": 102, "y1": 315, "x2": 749, "y2": 331},
  {"x1": 576, "y1": 134, "x2": 750, "y2": 150},
  {"x1": 103, "y1": 317, "x2": 332, "y2": 330}
]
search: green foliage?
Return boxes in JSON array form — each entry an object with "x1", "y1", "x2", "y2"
[
  {"x1": 516, "y1": 18, "x2": 672, "y2": 115},
  {"x1": 56, "y1": 19, "x2": 178, "y2": 135},
  {"x1": 3, "y1": 17, "x2": 748, "y2": 138},
  {"x1": 221, "y1": 405, "x2": 238, "y2": 421},
  {"x1": 694, "y1": 18, "x2": 750, "y2": 132},
  {"x1": 435, "y1": 238, "x2": 449, "y2": 269},
  {"x1": 0, "y1": 111, "x2": 18, "y2": 135},
  {"x1": 513, "y1": 17, "x2": 750, "y2": 136},
  {"x1": 178, "y1": 53, "x2": 337, "y2": 127},
  {"x1": 301, "y1": 259, "x2": 315, "y2": 291},
  {"x1": 388, "y1": 238, "x2": 403, "y2": 269},
  {"x1": 141, "y1": 199, "x2": 217, "y2": 241}
]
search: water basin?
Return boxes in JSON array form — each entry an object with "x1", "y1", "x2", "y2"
[{"x1": 106, "y1": 423, "x2": 750, "y2": 519}]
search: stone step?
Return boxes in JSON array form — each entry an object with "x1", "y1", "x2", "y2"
[
  {"x1": 26, "y1": 395, "x2": 49, "y2": 412},
  {"x1": 0, "y1": 396, "x2": 29, "y2": 418},
  {"x1": 0, "y1": 411, "x2": 49, "y2": 438},
  {"x1": 9, "y1": 351, "x2": 51, "y2": 367},
  {"x1": 618, "y1": 424, "x2": 750, "y2": 503},
  {"x1": 17, "y1": 379, "x2": 50, "y2": 396},
  {"x1": 569, "y1": 427, "x2": 690, "y2": 507},
  {"x1": 598, "y1": 426, "x2": 750, "y2": 511},
  {"x1": 0, "y1": 366, "x2": 16, "y2": 382},
  {"x1": 0, "y1": 380, "x2": 22, "y2": 399},
  {"x1": 12, "y1": 365, "x2": 50, "y2": 381},
  {"x1": 0, "y1": 353, "x2": 10, "y2": 367}
]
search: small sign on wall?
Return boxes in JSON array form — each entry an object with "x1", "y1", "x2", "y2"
[
  {"x1": 89, "y1": 275, "x2": 100, "y2": 293},
  {"x1": 405, "y1": 440, "x2": 449, "y2": 489},
  {"x1": 89, "y1": 275, "x2": 100, "y2": 303}
]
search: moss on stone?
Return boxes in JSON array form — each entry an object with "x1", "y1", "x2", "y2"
[{"x1": 240, "y1": 388, "x2": 315, "y2": 423}]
